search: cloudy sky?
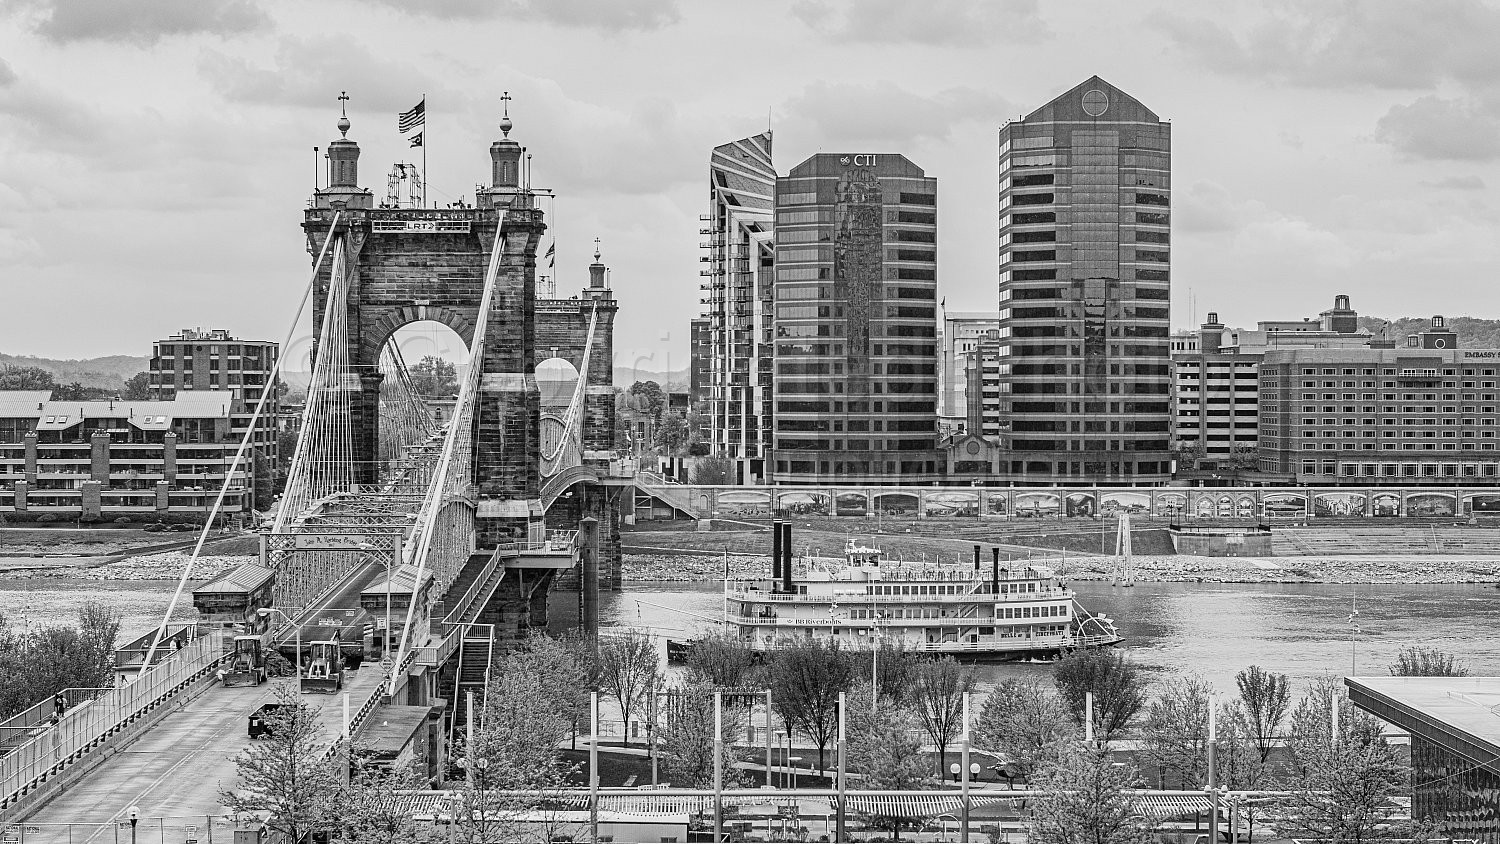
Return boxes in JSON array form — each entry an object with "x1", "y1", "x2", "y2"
[{"x1": 2, "y1": 0, "x2": 1498, "y2": 373}]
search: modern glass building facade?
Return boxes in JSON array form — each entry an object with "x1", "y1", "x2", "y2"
[
  {"x1": 769, "y1": 153, "x2": 941, "y2": 485},
  {"x1": 995, "y1": 76, "x2": 1174, "y2": 486},
  {"x1": 699, "y1": 133, "x2": 776, "y2": 483}
]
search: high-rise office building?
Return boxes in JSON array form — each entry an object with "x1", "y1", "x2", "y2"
[
  {"x1": 939, "y1": 311, "x2": 1000, "y2": 434},
  {"x1": 995, "y1": 76, "x2": 1173, "y2": 485},
  {"x1": 769, "y1": 153, "x2": 941, "y2": 485},
  {"x1": 148, "y1": 328, "x2": 279, "y2": 506},
  {"x1": 699, "y1": 133, "x2": 775, "y2": 483}
]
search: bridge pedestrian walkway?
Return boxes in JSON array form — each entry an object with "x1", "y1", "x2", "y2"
[{"x1": 15, "y1": 666, "x2": 387, "y2": 828}]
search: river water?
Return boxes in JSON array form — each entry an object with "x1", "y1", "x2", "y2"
[
  {"x1": 548, "y1": 580, "x2": 1500, "y2": 696},
  {"x1": 2, "y1": 573, "x2": 1495, "y2": 698}
]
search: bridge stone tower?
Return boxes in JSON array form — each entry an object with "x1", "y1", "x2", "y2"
[{"x1": 302, "y1": 107, "x2": 548, "y2": 545}]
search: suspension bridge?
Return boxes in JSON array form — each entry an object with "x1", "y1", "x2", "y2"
[{"x1": 0, "y1": 104, "x2": 686, "y2": 827}]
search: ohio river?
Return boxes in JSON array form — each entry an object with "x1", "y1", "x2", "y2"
[
  {"x1": 549, "y1": 580, "x2": 1500, "y2": 693},
  {"x1": 2, "y1": 575, "x2": 1495, "y2": 695}
]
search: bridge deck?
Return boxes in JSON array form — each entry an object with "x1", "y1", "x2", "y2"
[{"x1": 19, "y1": 667, "x2": 386, "y2": 825}]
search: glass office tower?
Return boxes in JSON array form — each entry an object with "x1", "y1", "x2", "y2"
[
  {"x1": 770, "y1": 153, "x2": 941, "y2": 484},
  {"x1": 996, "y1": 76, "x2": 1173, "y2": 485}
]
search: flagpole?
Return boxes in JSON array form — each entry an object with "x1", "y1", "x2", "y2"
[{"x1": 422, "y1": 92, "x2": 428, "y2": 208}]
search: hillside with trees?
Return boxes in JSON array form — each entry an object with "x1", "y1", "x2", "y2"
[{"x1": 1357, "y1": 316, "x2": 1500, "y2": 348}]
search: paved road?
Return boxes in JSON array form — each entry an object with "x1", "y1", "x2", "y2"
[{"x1": 20, "y1": 663, "x2": 389, "y2": 834}]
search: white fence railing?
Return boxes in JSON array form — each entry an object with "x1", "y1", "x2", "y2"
[{"x1": 0, "y1": 632, "x2": 225, "y2": 811}]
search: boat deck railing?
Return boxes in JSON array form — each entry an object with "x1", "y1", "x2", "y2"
[{"x1": 728, "y1": 586, "x2": 1074, "y2": 603}]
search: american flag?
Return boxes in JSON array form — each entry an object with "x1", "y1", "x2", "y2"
[{"x1": 398, "y1": 98, "x2": 425, "y2": 133}]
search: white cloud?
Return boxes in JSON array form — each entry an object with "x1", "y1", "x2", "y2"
[
  {"x1": 1375, "y1": 95, "x2": 1500, "y2": 162},
  {"x1": 778, "y1": 82, "x2": 1012, "y2": 149},
  {"x1": 791, "y1": 0, "x2": 1048, "y2": 46},
  {"x1": 1, "y1": 0, "x2": 269, "y2": 45},
  {"x1": 361, "y1": 0, "x2": 681, "y2": 31}
]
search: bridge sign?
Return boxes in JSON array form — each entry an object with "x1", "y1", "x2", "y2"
[{"x1": 370, "y1": 210, "x2": 472, "y2": 234}]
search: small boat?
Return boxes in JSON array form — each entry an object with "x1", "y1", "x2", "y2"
[{"x1": 725, "y1": 538, "x2": 1122, "y2": 660}]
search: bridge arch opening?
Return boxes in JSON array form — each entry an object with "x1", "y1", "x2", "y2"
[
  {"x1": 390, "y1": 320, "x2": 469, "y2": 401},
  {"x1": 536, "y1": 357, "x2": 580, "y2": 408}
]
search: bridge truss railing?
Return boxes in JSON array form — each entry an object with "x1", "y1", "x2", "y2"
[{"x1": 0, "y1": 632, "x2": 225, "y2": 812}]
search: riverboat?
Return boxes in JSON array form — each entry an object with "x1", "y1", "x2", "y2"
[{"x1": 725, "y1": 539, "x2": 1122, "y2": 659}]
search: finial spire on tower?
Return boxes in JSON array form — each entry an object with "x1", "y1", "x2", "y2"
[
  {"x1": 593, "y1": 237, "x2": 601, "y2": 262},
  {"x1": 499, "y1": 91, "x2": 513, "y2": 138},
  {"x1": 337, "y1": 91, "x2": 351, "y2": 137}
]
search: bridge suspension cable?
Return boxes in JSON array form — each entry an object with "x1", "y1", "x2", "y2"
[
  {"x1": 274, "y1": 239, "x2": 356, "y2": 534},
  {"x1": 139, "y1": 210, "x2": 345, "y2": 674},
  {"x1": 378, "y1": 338, "x2": 438, "y2": 476},
  {"x1": 540, "y1": 301, "x2": 598, "y2": 478},
  {"x1": 389, "y1": 223, "x2": 508, "y2": 690}
]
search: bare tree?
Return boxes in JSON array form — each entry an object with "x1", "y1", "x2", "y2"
[
  {"x1": 597, "y1": 630, "x2": 660, "y2": 743},
  {"x1": 683, "y1": 632, "x2": 759, "y2": 689},
  {"x1": 768, "y1": 639, "x2": 855, "y2": 772},
  {"x1": 1139, "y1": 675, "x2": 1213, "y2": 789},
  {"x1": 220, "y1": 685, "x2": 340, "y2": 844},
  {"x1": 909, "y1": 657, "x2": 977, "y2": 777},
  {"x1": 1234, "y1": 664, "x2": 1290, "y2": 767},
  {"x1": 1028, "y1": 744, "x2": 1154, "y2": 844},
  {"x1": 972, "y1": 677, "x2": 1075, "y2": 780},
  {"x1": 1389, "y1": 646, "x2": 1469, "y2": 677},
  {"x1": 1052, "y1": 648, "x2": 1147, "y2": 745}
]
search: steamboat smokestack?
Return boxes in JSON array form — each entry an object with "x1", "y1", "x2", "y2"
[
  {"x1": 782, "y1": 522, "x2": 794, "y2": 594},
  {"x1": 992, "y1": 547, "x2": 1001, "y2": 596},
  {"x1": 772, "y1": 519, "x2": 783, "y2": 586}
]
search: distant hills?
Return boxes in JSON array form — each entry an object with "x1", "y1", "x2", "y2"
[
  {"x1": 0, "y1": 352, "x2": 148, "y2": 389},
  {"x1": 1356, "y1": 316, "x2": 1500, "y2": 348}
]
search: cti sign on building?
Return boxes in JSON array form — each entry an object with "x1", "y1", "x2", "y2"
[{"x1": 839, "y1": 155, "x2": 879, "y2": 167}]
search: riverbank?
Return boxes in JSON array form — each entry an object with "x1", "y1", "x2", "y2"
[{"x1": 621, "y1": 549, "x2": 1500, "y2": 585}]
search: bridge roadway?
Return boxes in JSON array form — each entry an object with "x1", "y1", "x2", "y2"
[
  {"x1": 18, "y1": 666, "x2": 386, "y2": 830},
  {"x1": 16, "y1": 559, "x2": 395, "y2": 829}
]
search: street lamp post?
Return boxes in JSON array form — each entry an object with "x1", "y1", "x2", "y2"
[
  {"x1": 128, "y1": 806, "x2": 140, "y2": 844},
  {"x1": 258, "y1": 606, "x2": 304, "y2": 687}
]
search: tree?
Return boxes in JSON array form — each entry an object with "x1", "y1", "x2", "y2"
[
  {"x1": 909, "y1": 656, "x2": 978, "y2": 776},
  {"x1": 654, "y1": 413, "x2": 690, "y2": 455},
  {"x1": 409, "y1": 355, "x2": 459, "y2": 398},
  {"x1": 1028, "y1": 744, "x2": 1154, "y2": 844},
  {"x1": 1139, "y1": 675, "x2": 1212, "y2": 789},
  {"x1": 1389, "y1": 646, "x2": 1469, "y2": 677},
  {"x1": 847, "y1": 697, "x2": 929, "y2": 837},
  {"x1": 221, "y1": 685, "x2": 340, "y2": 844},
  {"x1": 1234, "y1": 665, "x2": 1290, "y2": 769},
  {"x1": 0, "y1": 365, "x2": 55, "y2": 391},
  {"x1": 768, "y1": 639, "x2": 855, "y2": 772},
  {"x1": 657, "y1": 686, "x2": 746, "y2": 788},
  {"x1": 1276, "y1": 677, "x2": 1411, "y2": 843},
  {"x1": 0, "y1": 603, "x2": 119, "y2": 719},
  {"x1": 122, "y1": 371, "x2": 152, "y2": 400},
  {"x1": 337, "y1": 755, "x2": 425, "y2": 844},
  {"x1": 691, "y1": 455, "x2": 734, "y2": 485},
  {"x1": 1053, "y1": 648, "x2": 1147, "y2": 745},
  {"x1": 972, "y1": 677, "x2": 1075, "y2": 780},
  {"x1": 683, "y1": 633, "x2": 759, "y2": 689},
  {"x1": 597, "y1": 630, "x2": 660, "y2": 742},
  {"x1": 627, "y1": 380, "x2": 666, "y2": 421},
  {"x1": 849, "y1": 640, "x2": 921, "y2": 709}
]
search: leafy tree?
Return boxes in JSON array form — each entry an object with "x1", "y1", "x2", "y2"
[
  {"x1": 1389, "y1": 645, "x2": 1469, "y2": 677},
  {"x1": 221, "y1": 685, "x2": 340, "y2": 844},
  {"x1": 654, "y1": 413, "x2": 691, "y2": 455},
  {"x1": 1028, "y1": 744, "x2": 1154, "y2": 844},
  {"x1": 626, "y1": 380, "x2": 666, "y2": 421},
  {"x1": 849, "y1": 640, "x2": 921, "y2": 709},
  {"x1": 1234, "y1": 665, "x2": 1290, "y2": 768},
  {"x1": 409, "y1": 355, "x2": 458, "y2": 398},
  {"x1": 1053, "y1": 648, "x2": 1147, "y2": 745},
  {"x1": 121, "y1": 371, "x2": 152, "y2": 400},
  {"x1": 683, "y1": 632, "x2": 759, "y2": 689},
  {"x1": 0, "y1": 603, "x2": 119, "y2": 719},
  {"x1": 657, "y1": 686, "x2": 747, "y2": 788},
  {"x1": 1275, "y1": 677, "x2": 1411, "y2": 843},
  {"x1": 0, "y1": 365, "x2": 55, "y2": 391},
  {"x1": 972, "y1": 677, "x2": 1075, "y2": 780},
  {"x1": 909, "y1": 656, "x2": 977, "y2": 776},
  {"x1": 1140, "y1": 675, "x2": 1213, "y2": 789},
  {"x1": 768, "y1": 639, "x2": 856, "y2": 772},
  {"x1": 691, "y1": 454, "x2": 735, "y2": 485},
  {"x1": 336, "y1": 755, "x2": 425, "y2": 844},
  {"x1": 597, "y1": 630, "x2": 659, "y2": 742},
  {"x1": 847, "y1": 695, "x2": 929, "y2": 837}
]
